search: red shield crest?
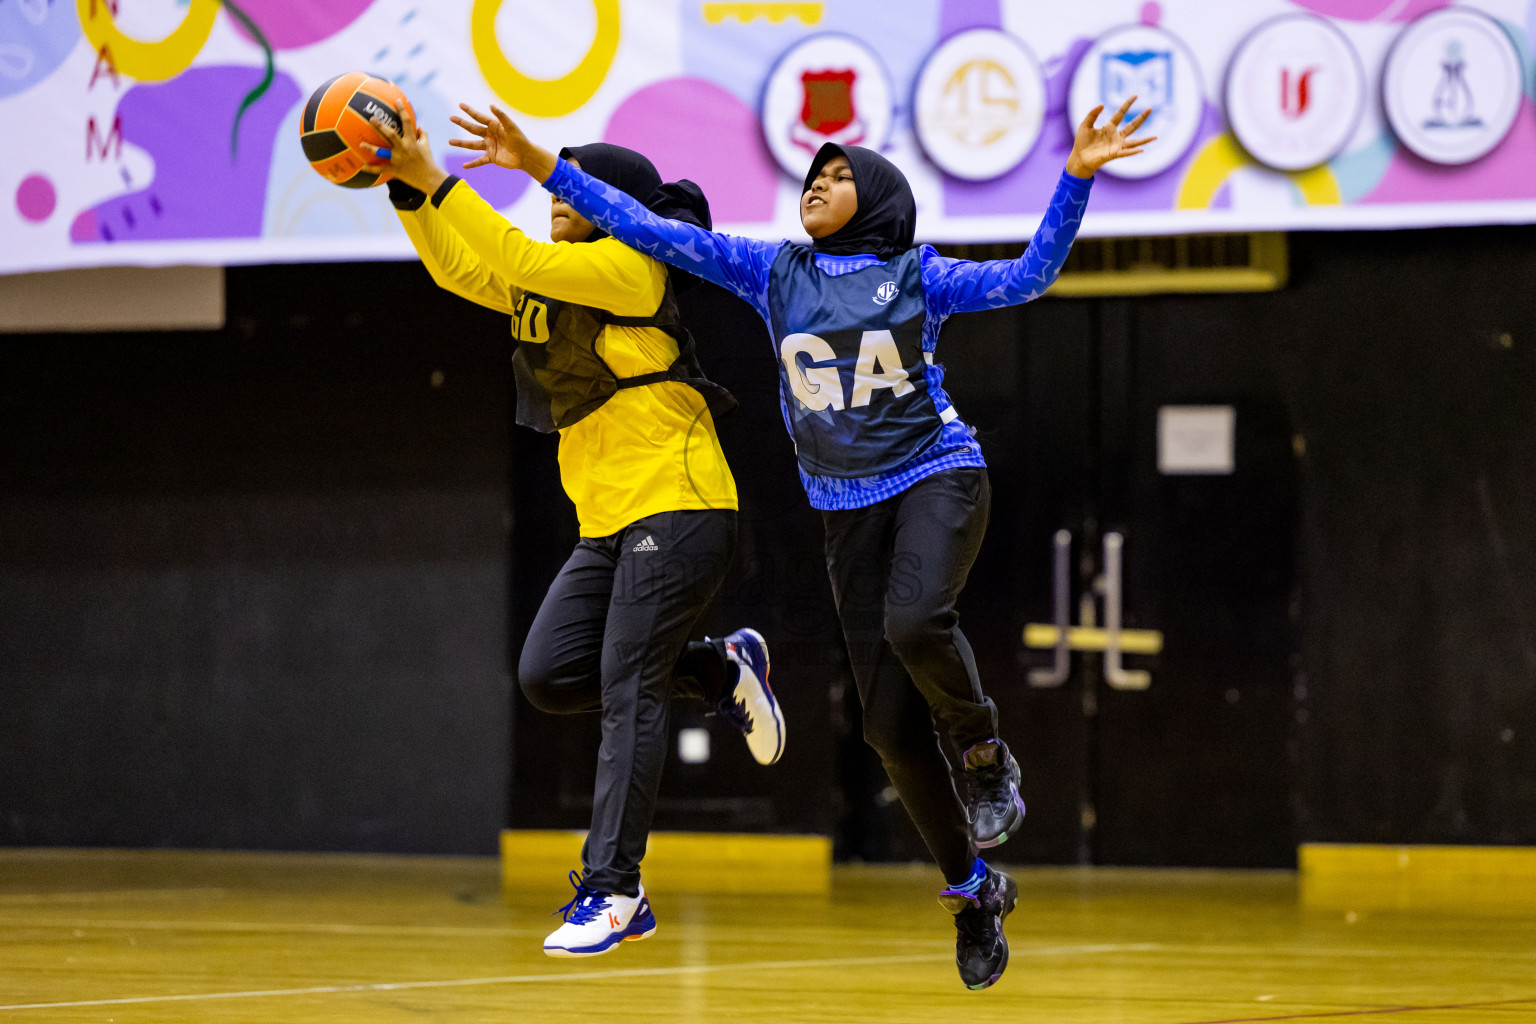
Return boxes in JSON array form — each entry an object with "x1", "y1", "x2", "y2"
[{"x1": 800, "y1": 70, "x2": 857, "y2": 135}]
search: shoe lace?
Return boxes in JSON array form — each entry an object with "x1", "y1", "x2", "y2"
[
  {"x1": 952, "y1": 903, "x2": 992, "y2": 945},
  {"x1": 554, "y1": 870, "x2": 608, "y2": 925},
  {"x1": 967, "y1": 762, "x2": 1013, "y2": 812},
  {"x1": 713, "y1": 694, "x2": 753, "y2": 733}
]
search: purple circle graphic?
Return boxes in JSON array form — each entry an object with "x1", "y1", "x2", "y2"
[
  {"x1": 16, "y1": 175, "x2": 56, "y2": 223},
  {"x1": 1289, "y1": 0, "x2": 1443, "y2": 22},
  {"x1": 231, "y1": 0, "x2": 378, "y2": 50}
]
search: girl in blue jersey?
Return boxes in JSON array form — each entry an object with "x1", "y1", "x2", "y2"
[{"x1": 449, "y1": 95, "x2": 1152, "y2": 990}]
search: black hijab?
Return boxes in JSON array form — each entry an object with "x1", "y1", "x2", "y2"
[
  {"x1": 802, "y1": 143, "x2": 915, "y2": 260},
  {"x1": 559, "y1": 143, "x2": 712, "y2": 291}
]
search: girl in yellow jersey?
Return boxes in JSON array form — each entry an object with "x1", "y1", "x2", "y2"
[{"x1": 369, "y1": 108, "x2": 786, "y2": 958}]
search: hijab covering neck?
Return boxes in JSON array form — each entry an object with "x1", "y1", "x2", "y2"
[
  {"x1": 559, "y1": 143, "x2": 712, "y2": 292},
  {"x1": 803, "y1": 143, "x2": 915, "y2": 261}
]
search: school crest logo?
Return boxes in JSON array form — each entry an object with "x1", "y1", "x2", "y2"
[
  {"x1": 1383, "y1": 7, "x2": 1522, "y2": 166},
  {"x1": 762, "y1": 34, "x2": 894, "y2": 177},
  {"x1": 1225, "y1": 14, "x2": 1366, "y2": 172},
  {"x1": 1068, "y1": 22, "x2": 1204, "y2": 180},
  {"x1": 796, "y1": 69, "x2": 863, "y2": 149},
  {"x1": 913, "y1": 28, "x2": 1047, "y2": 182},
  {"x1": 873, "y1": 281, "x2": 898, "y2": 306}
]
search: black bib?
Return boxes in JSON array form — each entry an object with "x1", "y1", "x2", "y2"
[{"x1": 509, "y1": 279, "x2": 735, "y2": 434}]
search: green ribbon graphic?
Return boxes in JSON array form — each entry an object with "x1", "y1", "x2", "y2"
[{"x1": 220, "y1": 0, "x2": 275, "y2": 160}]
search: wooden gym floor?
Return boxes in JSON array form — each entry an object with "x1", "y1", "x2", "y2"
[{"x1": 1, "y1": 849, "x2": 1532, "y2": 1023}]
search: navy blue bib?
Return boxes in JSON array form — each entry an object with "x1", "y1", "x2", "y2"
[{"x1": 767, "y1": 246, "x2": 942, "y2": 478}]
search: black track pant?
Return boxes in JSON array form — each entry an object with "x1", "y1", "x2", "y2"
[
  {"x1": 517, "y1": 509, "x2": 736, "y2": 896},
  {"x1": 822, "y1": 468, "x2": 997, "y2": 883}
]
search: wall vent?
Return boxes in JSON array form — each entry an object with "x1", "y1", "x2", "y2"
[{"x1": 937, "y1": 233, "x2": 1288, "y2": 297}]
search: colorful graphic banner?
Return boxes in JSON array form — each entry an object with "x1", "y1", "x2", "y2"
[{"x1": 5, "y1": 0, "x2": 1536, "y2": 275}]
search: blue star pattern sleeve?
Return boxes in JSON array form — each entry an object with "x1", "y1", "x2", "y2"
[
  {"x1": 919, "y1": 170, "x2": 1093, "y2": 315},
  {"x1": 544, "y1": 158, "x2": 780, "y2": 319}
]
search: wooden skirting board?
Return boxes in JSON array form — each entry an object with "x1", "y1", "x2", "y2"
[
  {"x1": 501, "y1": 830, "x2": 832, "y2": 894},
  {"x1": 1300, "y1": 843, "x2": 1536, "y2": 915}
]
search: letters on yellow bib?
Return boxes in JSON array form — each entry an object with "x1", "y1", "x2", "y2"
[
  {"x1": 471, "y1": 0, "x2": 620, "y2": 119},
  {"x1": 513, "y1": 294, "x2": 551, "y2": 344},
  {"x1": 782, "y1": 330, "x2": 914, "y2": 412},
  {"x1": 76, "y1": 0, "x2": 220, "y2": 82}
]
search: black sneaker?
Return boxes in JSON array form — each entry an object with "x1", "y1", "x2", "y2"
[
  {"x1": 961, "y1": 740, "x2": 1026, "y2": 848},
  {"x1": 939, "y1": 863, "x2": 1019, "y2": 990}
]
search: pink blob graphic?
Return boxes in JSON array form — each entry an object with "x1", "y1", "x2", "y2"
[
  {"x1": 1365, "y1": 98, "x2": 1536, "y2": 204},
  {"x1": 229, "y1": 0, "x2": 378, "y2": 50},
  {"x1": 1140, "y1": 2, "x2": 1162, "y2": 27},
  {"x1": 70, "y1": 209, "x2": 99, "y2": 242},
  {"x1": 603, "y1": 77, "x2": 779, "y2": 224},
  {"x1": 1288, "y1": 0, "x2": 1445, "y2": 22},
  {"x1": 16, "y1": 175, "x2": 56, "y2": 223}
]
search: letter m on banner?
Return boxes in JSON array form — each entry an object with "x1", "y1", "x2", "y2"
[{"x1": 87, "y1": 115, "x2": 124, "y2": 161}]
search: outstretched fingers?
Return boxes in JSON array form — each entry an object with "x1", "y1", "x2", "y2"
[
  {"x1": 1121, "y1": 107, "x2": 1152, "y2": 137},
  {"x1": 449, "y1": 114, "x2": 486, "y2": 137},
  {"x1": 490, "y1": 103, "x2": 519, "y2": 135},
  {"x1": 458, "y1": 102, "x2": 494, "y2": 127},
  {"x1": 1109, "y1": 94, "x2": 1137, "y2": 126},
  {"x1": 1078, "y1": 103, "x2": 1106, "y2": 133}
]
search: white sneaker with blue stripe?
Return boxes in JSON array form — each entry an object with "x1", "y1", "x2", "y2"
[
  {"x1": 543, "y1": 872, "x2": 656, "y2": 958},
  {"x1": 717, "y1": 627, "x2": 786, "y2": 766}
]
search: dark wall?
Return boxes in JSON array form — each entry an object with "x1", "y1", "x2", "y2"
[
  {"x1": 4, "y1": 225, "x2": 1534, "y2": 861},
  {"x1": 1217, "y1": 226, "x2": 1536, "y2": 846},
  {"x1": 0, "y1": 262, "x2": 511, "y2": 854},
  {"x1": 933, "y1": 225, "x2": 1536, "y2": 856}
]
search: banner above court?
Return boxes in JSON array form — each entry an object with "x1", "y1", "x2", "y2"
[{"x1": 6, "y1": 0, "x2": 1536, "y2": 273}]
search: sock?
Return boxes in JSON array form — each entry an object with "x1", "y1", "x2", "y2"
[
  {"x1": 944, "y1": 858, "x2": 988, "y2": 897},
  {"x1": 679, "y1": 639, "x2": 736, "y2": 705}
]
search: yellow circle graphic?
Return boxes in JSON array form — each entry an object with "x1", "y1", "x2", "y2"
[
  {"x1": 1177, "y1": 134, "x2": 1341, "y2": 210},
  {"x1": 76, "y1": 0, "x2": 221, "y2": 82},
  {"x1": 471, "y1": 0, "x2": 620, "y2": 119}
]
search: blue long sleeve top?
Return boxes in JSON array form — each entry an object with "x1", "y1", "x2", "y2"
[{"x1": 544, "y1": 159, "x2": 1093, "y2": 510}]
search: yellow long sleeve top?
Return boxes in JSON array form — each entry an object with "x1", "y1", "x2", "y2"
[{"x1": 397, "y1": 179, "x2": 737, "y2": 538}]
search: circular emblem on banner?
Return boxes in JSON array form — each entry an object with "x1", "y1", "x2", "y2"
[
  {"x1": 912, "y1": 29, "x2": 1047, "y2": 181},
  {"x1": 1383, "y1": 7, "x2": 1522, "y2": 166},
  {"x1": 761, "y1": 33, "x2": 894, "y2": 178},
  {"x1": 1225, "y1": 14, "x2": 1367, "y2": 172},
  {"x1": 1068, "y1": 23, "x2": 1205, "y2": 180}
]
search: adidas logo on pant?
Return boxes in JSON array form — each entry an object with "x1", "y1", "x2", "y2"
[{"x1": 632, "y1": 535, "x2": 659, "y2": 552}]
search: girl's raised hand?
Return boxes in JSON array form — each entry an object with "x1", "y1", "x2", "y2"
[
  {"x1": 449, "y1": 103, "x2": 557, "y2": 182},
  {"x1": 1066, "y1": 96, "x2": 1156, "y2": 178}
]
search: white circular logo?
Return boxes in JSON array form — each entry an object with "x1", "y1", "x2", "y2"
[
  {"x1": 912, "y1": 28, "x2": 1047, "y2": 182},
  {"x1": 1383, "y1": 7, "x2": 1523, "y2": 166},
  {"x1": 874, "y1": 281, "x2": 898, "y2": 305},
  {"x1": 1068, "y1": 23, "x2": 1205, "y2": 181},
  {"x1": 1225, "y1": 14, "x2": 1367, "y2": 172},
  {"x1": 761, "y1": 34, "x2": 894, "y2": 179}
]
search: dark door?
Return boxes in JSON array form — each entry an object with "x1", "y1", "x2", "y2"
[{"x1": 952, "y1": 294, "x2": 1300, "y2": 868}]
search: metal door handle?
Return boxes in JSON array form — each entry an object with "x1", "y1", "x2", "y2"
[
  {"x1": 1028, "y1": 530, "x2": 1072, "y2": 688},
  {"x1": 1103, "y1": 532, "x2": 1151, "y2": 691}
]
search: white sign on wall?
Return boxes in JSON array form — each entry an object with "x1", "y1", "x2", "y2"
[{"x1": 1158, "y1": 406, "x2": 1236, "y2": 476}]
